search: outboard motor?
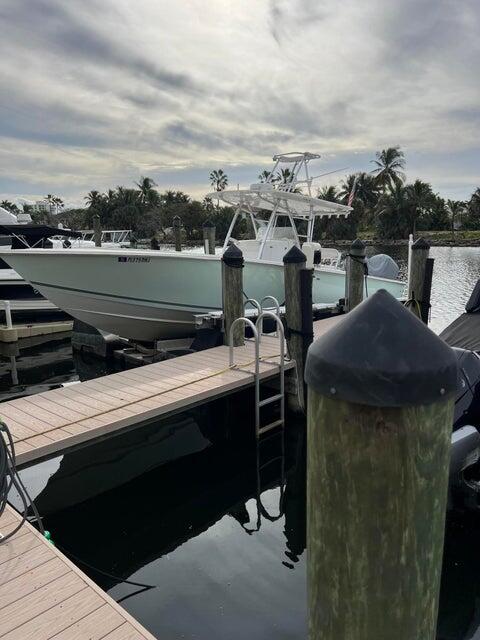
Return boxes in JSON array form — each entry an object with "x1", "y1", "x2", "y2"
[
  {"x1": 367, "y1": 254, "x2": 399, "y2": 280},
  {"x1": 450, "y1": 347, "x2": 480, "y2": 510}
]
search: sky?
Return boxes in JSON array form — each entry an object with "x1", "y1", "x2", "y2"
[{"x1": 0, "y1": 0, "x2": 479, "y2": 208}]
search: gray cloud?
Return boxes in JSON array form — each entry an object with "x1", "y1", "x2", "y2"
[{"x1": 0, "y1": 0, "x2": 478, "y2": 201}]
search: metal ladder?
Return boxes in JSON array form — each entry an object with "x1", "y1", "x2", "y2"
[{"x1": 229, "y1": 301, "x2": 285, "y2": 439}]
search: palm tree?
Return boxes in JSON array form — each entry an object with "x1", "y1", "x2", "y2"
[
  {"x1": 317, "y1": 185, "x2": 338, "y2": 203},
  {"x1": 85, "y1": 190, "x2": 104, "y2": 209},
  {"x1": 258, "y1": 170, "x2": 276, "y2": 183},
  {"x1": 447, "y1": 199, "x2": 466, "y2": 240},
  {"x1": 371, "y1": 147, "x2": 406, "y2": 192},
  {"x1": 276, "y1": 168, "x2": 293, "y2": 185},
  {"x1": 405, "y1": 179, "x2": 435, "y2": 237},
  {"x1": 0, "y1": 200, "x2": 19, "y2": 213},
  {"x1": 136, "y1": 176, "x2": 159, "y2": 206},
  {"x1": 209, "y1": 169, "x2": 228, "y2": 192}
]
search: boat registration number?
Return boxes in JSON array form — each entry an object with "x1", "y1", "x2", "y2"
[{"x1": 118, "y1": 257, "x2": 151, "y2": 263}]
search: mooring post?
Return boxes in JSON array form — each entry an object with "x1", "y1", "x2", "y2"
[
  {"x1": 173, "y1": 215, "x2": 182, "y2": 252},
  {"x1": 345, "y1": 238, "x2": 366, "y2": 311},
  {"x1": 150, "y1": 236, "x2": 159, "y2": 250},
  {"x1": 203, "y1": 218, "x2": 216, "y2": 255},
  {"x1": 305, "y1": 289, "x2": 458, "y2": 640},
  {"x1": 283, "y1": 246, "x2": 313, "y2": 410},
  {"x1": 222, "y1": 244, "x2": 244, "y2": 346},
  {"x1": 408, "y1": 237, "x2": 430, "y2": 322},
  {"x1": 93, "y1": 214, "x2": 101, "y2": 247}
]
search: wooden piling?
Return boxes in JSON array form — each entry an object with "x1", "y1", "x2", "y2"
[
  {"x1": 150, "y1": 236, "x2": 160, "y2": 250},
  {"x1": 304, "y1": 289, "x2": 458, "y2": 640},
  {"x1": 345, "y1": 238, "x2": 366, "y2": 312},
  {"x1": 93, "y1": 214, "x2": 101, "y2": 247},
  {"x1": 283, "y1": 246, "x2": 313, "y2": 410},
  {"x1": 408, "y1": 237, "x2": 430, "y2": 321},
  {"x1": 173, "y1": 215, "x2": 182, "y2": 252},
  {"x1": 203, "y1": 218, "x2": 216, "y2": 255},
  {"x1": 222, "y1": 244, "x2": 244, "y2": 346}
]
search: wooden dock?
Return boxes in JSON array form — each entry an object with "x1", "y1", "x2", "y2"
[
  {"x1": 0, "y1": 315, "x2": 343, "y2": 639},
  {"x1": 0, "y1": 316, "x2": 342, "y2": 468},
  {"x1": 0, "y1": 505, "x2": 156, "y2": 639}
]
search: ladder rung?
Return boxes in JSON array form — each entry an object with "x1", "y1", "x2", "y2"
[
  {"x1": 258, "y1": 419, "x2": 284, "y2": 436},
  {"x1": 259, "y1": 394, "x2": 283, "y2": 407}
]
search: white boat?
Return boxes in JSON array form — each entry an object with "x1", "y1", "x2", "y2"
[{"x1": 0, "y1": 153, "x2": 406, "y2": 341}]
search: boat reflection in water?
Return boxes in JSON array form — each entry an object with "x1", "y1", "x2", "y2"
[
  {"x1": 13, "y1": 389, "x2": 480, "y2": 640},
  {"x1": 21, "y1": 402, "x2": 306, "y2": 640}
]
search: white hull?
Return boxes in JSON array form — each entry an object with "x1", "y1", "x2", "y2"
[{"x1": 1, "y1": 249, "x2": 406, "y2": 341}]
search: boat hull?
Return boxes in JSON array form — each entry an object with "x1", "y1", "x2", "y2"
[{"x1": 1, "y1": 249, "x2": 406, "y2": 341}]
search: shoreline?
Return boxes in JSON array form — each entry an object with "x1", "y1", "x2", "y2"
[{"x1": 332, "y1": 238, "x2": 480, "y2": 248}]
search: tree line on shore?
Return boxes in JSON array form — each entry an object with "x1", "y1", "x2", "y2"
[{"x1": 1, "y1": 147, "x2": 479, "y2": 242}]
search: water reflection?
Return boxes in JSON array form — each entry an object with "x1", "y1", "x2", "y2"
[
  {"x1": 39, "y1": 411, "x2": 307, "y2": 640},
  {"x1": 365, "y1": 245, "x2": 480, "y2": 334}
]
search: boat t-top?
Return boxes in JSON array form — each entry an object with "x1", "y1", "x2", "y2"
[{"x1": 0, "y1": 153, "x2": 405, "y2": 341}]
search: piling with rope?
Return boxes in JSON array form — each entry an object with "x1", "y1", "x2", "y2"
[
  {"x1": 93, "y1": 214, "x2": 101, "y2": 247},
  {"x1": 222, "y1": 244, "x2": 244, "y2": 346},
  {"x1": 203, "y1": 218, "x2": 216, "y2": 255},
  {"x1": 173, "y1": 215, "x2": 182, "y2": 252},
  {"x1": 345, "y1": 238, "x2": 366, "y2": 311},
  {"x1": 407, "y1": 237, "x2": 430, "y2": 322},
  {"x1": 305, "y1": 289, "x2": 458, "y2": 640},
  {"x1": 283, "y1": 246, "x2": 313, "y2": 410}
]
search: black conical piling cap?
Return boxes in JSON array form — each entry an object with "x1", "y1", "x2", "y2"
[
  {"x1": 350, "y1": 238, "x2": 366, "y2": 256},
  {"x1": 203, "y1": 218, "x2": 215, "y2": 228},
  {"x1": 412, "y1": 237, "x2": 430, "y2": 251},
  {"x1": 283, "y1": 245, "x2": 306, "y2": 264},
  {"x1": 222, "y1": 243, "x2": 244, "y2": 267},
  {"x1": 305, "y1": 289, "x2": 458, "y2": 407}
]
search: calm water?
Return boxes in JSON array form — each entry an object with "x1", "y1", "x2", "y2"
[{"x1": 4, "y1": 246, "x2": 480, "y2": 639}]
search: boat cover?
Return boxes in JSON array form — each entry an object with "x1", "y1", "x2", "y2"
[
  {"x1": 0, "y1": 224, "x2": 82, "y2": 239},
  {"x1": 440, "y1": 278, "x2": 480, "y2": 351},
  {"x1": 367, "y1": 254, "x2": 399, "y2": 280}
]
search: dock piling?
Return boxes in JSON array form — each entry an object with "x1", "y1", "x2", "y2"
[
  {"x1": 407, "y1": 238, "x2": 431, "y2": 322},
  {"x1": 283, "y1": 246, "x2": 313, "y2": 410},
  {"x1": 345, "y1": 238, "x2": 366, "y2": 311},
  {"x1": 222, "y1": 245, "x2": 244, "y2": 346},
  {"x1": 173, "y1": 215, "x2": 182, "y2": 252},
  {"x1": 203, "y1": 218, "x2": 216, "y2": 255},
  {"x1": 93, "y1": 214, "x2": 101, "y2": 247},
  {"x1": 305, "y1": 289, "x2": 458, "y2": 640}
]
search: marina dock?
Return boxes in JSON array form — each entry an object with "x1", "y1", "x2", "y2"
[
  {"x1": 0, "y1": 505, "x2": 156, "y2": 639},
  {"x1": 1, "y1": 316, "x2": 341, "y2": 467}
]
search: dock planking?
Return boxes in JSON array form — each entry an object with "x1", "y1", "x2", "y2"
[
  {"x1": 1, "y1": 316, "x2": 343, "y2": 467},
  {"x1": 0, "y1": 505, "x2": 156, "y2": 640}
]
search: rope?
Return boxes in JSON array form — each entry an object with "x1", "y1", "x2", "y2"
[
  {"x1": 404, "y1": 296, "x2": 423, "y2": 317},
  {"x1": 9, "y1": 350, "x2": 283, "y2": 444}
]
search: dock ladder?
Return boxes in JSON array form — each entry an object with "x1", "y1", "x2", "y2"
[
  {"x1": 229, "y1": 301, "x2": 286, "y2": 531},
  {"x1": 229, "y1": 300, "x2": 285, "y2": 438}
]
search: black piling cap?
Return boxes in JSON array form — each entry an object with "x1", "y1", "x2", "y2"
[
  {"x1": 305, "y1": 289, "x2": 458, "y2": 407},
  {"x1": 412, "y1": 237, "x2": 430, "y2": 251},
  {"x1": 222, "y1": 243, "x2": 244, "y2": 268},
  {"x1": 203, "y1": 218, "x2": 215, "y2": 228},
  {"x1": 283, "y1": 245, "x2": 306, "y2": 264}
]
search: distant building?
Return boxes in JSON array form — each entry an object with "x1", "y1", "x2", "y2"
[{"x1": 32, "y1": 199, "x2": 56, "y2": 214}]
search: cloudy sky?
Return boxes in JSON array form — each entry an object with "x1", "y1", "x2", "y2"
[{"x1": 0, "y1": 0, "x2": 478, "y2": 206}]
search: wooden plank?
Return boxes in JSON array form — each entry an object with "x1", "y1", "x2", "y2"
[
  {"x1": 104, "y1": 623, "x2": 148, "y2": 639},
  {"x1": 0, "y1": 557, "x2": 69, "y2": 611},
  {"x1": 49, "y1": 603, "x2": 125, "y2": 640},
  {"x1": 0, "y1": 571, "x2": 86, "y2": 636},
  {"x1": 0, "y1": 545, "x2": 52, "y2": 585},
  {"x1": 0, "y1": 530, "x2": 43, "y2": 566},
  {"x1": 0, "y1": 586, "x2": 99, "y2": 640},
  {"x1": 0, "y1": 506, "x2": 156, "y2": 640}
]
